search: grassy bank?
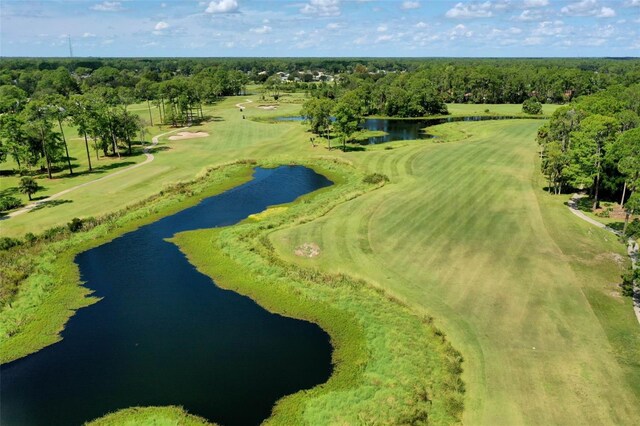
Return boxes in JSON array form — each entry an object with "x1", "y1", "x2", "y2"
[
  {"x1": 172, "y1": 159, "x2": 464, "y2": 424},
  {"x1": 0, "y1": 163, "x2": 255, "y2": 364},
  {"x1": 2, "y1": 158, "x2": 465, "y2": 425},
  {"x1": 86, "y1": 406, "x2": 213, "y2": 426}
]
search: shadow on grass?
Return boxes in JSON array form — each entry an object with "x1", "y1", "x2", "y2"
[
  {"x1": 148, "y1": 146, "x2": 171, "y2": 154},
  {"x1": 29, "y1": 199, "x2": 73, "y2": 212},
  {"x1": 55, "y1": 161, "x2": 136, "y2": 179},
  {"x1": 339, "y1": 145, "x2": 367, "y2": 152}
]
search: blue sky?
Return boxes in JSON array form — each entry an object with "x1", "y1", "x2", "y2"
[{"x1": 1, "y1": 1, "x2": 639, "y2": 57}]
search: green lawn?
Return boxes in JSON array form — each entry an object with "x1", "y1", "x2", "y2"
[
  {"x1": 269, "y1": 119, "x2": 640, "y2": 425},
  {"x1": 446, "y1": 103, "x2": 560, "y2": 116},
  {"x1": 2, "y1": 96, "x2": 637, "y2": 424}
]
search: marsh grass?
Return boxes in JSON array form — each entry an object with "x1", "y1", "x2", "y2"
[
  {"x1": 173, "y1": 159, "x2": 464, "y2": 425},
  {"x1": 1, "y1": 158, "x2": 464, "y2": 425}
]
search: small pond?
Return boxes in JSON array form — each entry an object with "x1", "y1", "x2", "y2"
[
  {"x1": 276, "y1": 115, "x2": 530, "y2": 144},
  {"x1": 0, "y1": 166, "x2": 334, "y2": 426}
]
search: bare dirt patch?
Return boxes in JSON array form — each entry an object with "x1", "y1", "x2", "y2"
[
  {"x1": 168, "y1": 131, "x2": 210, "y2": 141},
  {"x1": 594, "y1": 252, "x2": 626, "y2": 266},
  {"x1": 258, "y1": 105, "x2": 278, "y2": 110},
  {"x1": 294, "y1": 242, "x2": 321, "y2": 258}
]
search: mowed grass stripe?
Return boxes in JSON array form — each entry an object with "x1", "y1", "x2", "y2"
[{"x1": 271, "y1": 119, "x2": 640, "y2": 425}]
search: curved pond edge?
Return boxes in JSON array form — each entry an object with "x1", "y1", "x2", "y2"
[{"x1": 1, "y1": 158, "x2": 465, "y2": 425}]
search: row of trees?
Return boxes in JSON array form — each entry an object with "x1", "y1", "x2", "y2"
[
  {"x1": 537, "y1": 84, "x2": 640, "y2": 234},
  {"x1": 3, "y1": 58, "x2": 639, "y2": 108},
  {"x1": 0, "y1": 90, "x2": 145, "y2": 179}
]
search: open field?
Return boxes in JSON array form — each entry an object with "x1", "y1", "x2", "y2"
[
  {"x1": 2, "y1": 95, "x2": 638, "y2": 424},
  {"x1": 270, "y1": 119, "x2": 640, "y2": 424}
]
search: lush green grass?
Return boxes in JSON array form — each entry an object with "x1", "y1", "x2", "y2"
[
  {"x1": 86, "y1": 406, "x2": 213, "y2": 426},
  {"x1": 172, "y1": 160, "x2": 464, "y2": 425},
  {"x1": 2, "y1": 95, "x2": 636, "y2": 424},
  {"x1": 2, "y1": 158, "x2": 465, "y2": 424},
  {"x1": 446, "y1": 102, "x2": 560, "y2": 116},
  {"x1": 1, "y1": 96, "x2": 315, "y2": 236},
  {"x1": 270, "y1": 119, "x2": 640, "y2": 424}
]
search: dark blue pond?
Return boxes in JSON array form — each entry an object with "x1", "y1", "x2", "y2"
[
  {"x1": 276, "y1": 115, "x2": 529, "y2": 144},
  {"x1": 0, "y1": 166, "x2": 334, "y2": 426}
]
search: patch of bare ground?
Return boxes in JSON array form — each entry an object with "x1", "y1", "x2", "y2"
[{"x1": 294, "y1": 242, "x2": 321, "y2": 258}]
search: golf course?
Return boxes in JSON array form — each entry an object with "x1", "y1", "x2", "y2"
[{"x1": 1, "y1": 57, "x2": 639, "y2": 426}]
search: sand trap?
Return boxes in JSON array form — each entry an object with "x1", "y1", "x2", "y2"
[
  {"x1": 168, "y1": 131, "x2": 210, "y2": 141},
  {"x1": 258, "y1": 105, "x2": 278, "y2": 110}
]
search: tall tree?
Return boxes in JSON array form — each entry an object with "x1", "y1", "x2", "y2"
[
  {"x1": 22, "y1": 100, "x2": 64, "y2": 179},
  {"x1": 301, "y1": 97, "x2": 334, "y2": 149},
  {"x1": 68, "y1": 94, "x2": 95, "y2": 171},
  {"x1": 333, "y1": 90, "x2": 363, "y2": 150},
  {"x1": 566, "y1": 114, "x2": 619, "y2": 209}
]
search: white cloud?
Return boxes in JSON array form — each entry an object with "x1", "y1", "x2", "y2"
[
  {"x1": 448, "y1": 23, "x2": 473, "y2": 39},
  {"x1": 415, "y1": 21, "x2": 428, "y2": 28},
  {"x1": 376, "y1": 34, "x2": 393, "y2": 42},
  {"x1": 91, "y1": 1, "x2": 123, "y2": 12},
  {"x1": 523, "y1": 36, "x2": 543, "y2": 45},
  {"x1": 301, "y1": 0, "x2": 341, "y2": 17},
  {"x1": 326, "y1": 22, "x2": 340, "y2": 29},
  {"x1": 596, "y1": 6, "x2": 616, "y2": 17},
  {"x1": 82, "y1": 32, "x2": 97, "y2": 38},
  {"x1": 205, "y1": 0, "x2": 238, "y2": 14},
  {"x1": 377, "y1": 24, "x2": 388, "y2": 32},
  {"x1": 402, "y1": 1, "x2": 420, "y2": 9},
  {"x1": 515, "y1": 9, "x2": 544, "y2": 21},
  {"x1": 626, "y1": 0, "x2": 640, "y2": 6},
  {"x1": 250, "y1": 25, "x2": 272, "y2": 34},
  {"x1": 524, "y1": 0, "x2": 549, "y2": 7},
  {"x1": 446, "y1": 2, "x2": 493, "y2": 19},
  {"x1": 532, "y1": 20, "x2": 565, "y2": 36},
  {"x1": 561, "y1": 0, "x2": 616, "y2": 18},
  {"x1": 154, "y1": 21, "x2": 169, "y2": 31}
]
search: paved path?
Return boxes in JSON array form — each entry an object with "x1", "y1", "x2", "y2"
[
  {"x1": 235, "y1": 99, "x2": 253, "y2": 109},
  {"x1": 4, "y1": 127, "x2": 187, "y2": 219},
  {"x1": 568, "y1": 194, "x2": 640, "y2": 325}
]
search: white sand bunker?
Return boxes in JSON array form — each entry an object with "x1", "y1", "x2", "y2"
[
  {"x1": 258, "y1": 105, "x2": 278, "y2": 110},
  {"x1": 294, "y1": 242, "x2": 321, "y2": 258},
  {"x1": 168, "y1": 131, "x2": 210, "y2": 141}
]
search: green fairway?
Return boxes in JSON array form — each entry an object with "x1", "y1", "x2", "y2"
[
  {"x1": 0, "y1": 96, "x2": 313, "y2": 236},
  {"x1": 446, "y1": 103, "x2": 560, "y2": 116},
  {"x1": 270, "y1": 119, "x2": 640, "y2": 424},
  {"x1": 2, "y1": 96, "x2": 637, "y2": 424}
]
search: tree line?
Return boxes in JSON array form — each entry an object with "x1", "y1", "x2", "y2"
[{"x1": 537, "y1": 83, "x2": 640, "y2": 237}]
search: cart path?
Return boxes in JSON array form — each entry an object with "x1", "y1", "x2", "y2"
[
  {"x1": 4, "y1": 127, "x2": 188, "y2": 219},
  {"x1": 568, "y1": 194, "x2": 640, "y2": 325}
]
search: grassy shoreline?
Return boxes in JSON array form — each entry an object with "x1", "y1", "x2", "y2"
[
  {"x1": 1, "y1": 158, "x2": 464, "y2": 425},
  {"x1": 0, "y1": 162, "x2": 256, "y2": 364},
  {"x1": 173, "y1": 159, "x2": 464, "y2": 424}
]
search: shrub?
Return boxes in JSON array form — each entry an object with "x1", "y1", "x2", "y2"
[
  {"x1": 522, "y1": 98, "x2": 543, "y2": 115},
  {"x1": 621, "y1": 267, "x2": 637, "y2": 297},
  {"x1": 67, "y1": 217, "x2": 84, "y2": 233},
  {"x1": 0, "y1": 237, "x2": 21, "y2": 251},
  {"x1": 362, "y1": 173, "x2": 390, "y2": 185},
  {"x1": 626, "y1": 218, "x2": 640, "y2": 239},
  {"x1": 24, "y1": 232, "x2": 37, "y2": 245},
  {"x1": 0, "y1": 196, "x2": 22, "y2": 212}
]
